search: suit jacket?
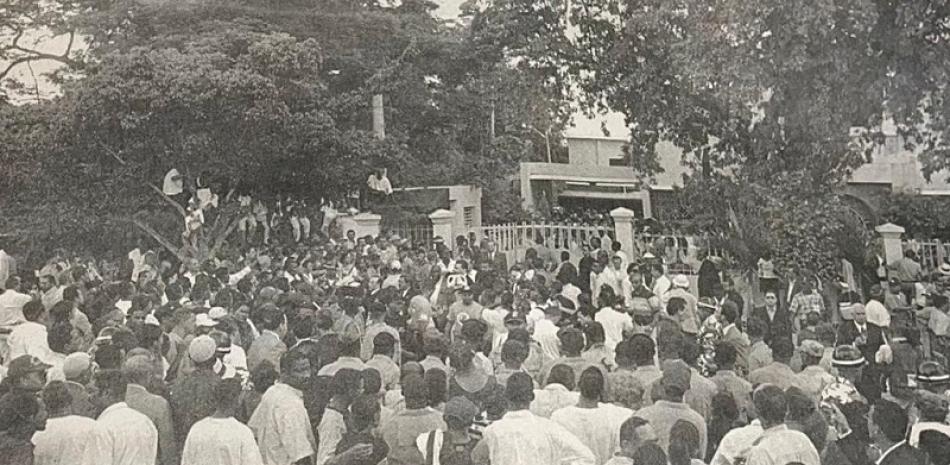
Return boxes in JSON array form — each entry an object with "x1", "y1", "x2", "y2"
[
  {"x1": 247, "y1": 330, "x2": 288, "y2": 373},
  {"x1": 750, "y1": 305, "x2": 793, "y2": 348},
  {"x1": 482, "y1": 250, "x2": 508, "y2": 273},
  {"x1": 836, "y1": 321, "x2": 885, "y2": 364},
  {"x1": 126, "y1": 383, "x2": 177, "y2": 465},
  {"x1": 721, "y1": 325, "x2": 751, "y2": 372}
]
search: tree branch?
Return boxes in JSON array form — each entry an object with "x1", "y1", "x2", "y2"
[{"x1": 128, "y1": 216, "x2": 184, "y2": 262}]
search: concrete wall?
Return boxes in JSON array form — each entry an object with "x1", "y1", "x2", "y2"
[{"x1": 446, "y1": 185, "x2": 483, "y2": 235}]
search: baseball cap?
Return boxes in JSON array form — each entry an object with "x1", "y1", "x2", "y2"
[
  {"x1": 444, "y1": 396, "x2": 478, "y2": 425},
  {"x1": 61, "y1": 352, "x2": 92, "y2": 380},
  {"x1": 672, "y1": 274, "x2": 690, "y2": 289},
  {"x1": 7, "y1": 355, "x2": 51, "y2": 381},
  {"x1": 660, "y1": 359, "x2": 691, "y2": 393},
  {"x1": 208, "y1": 307, "x2": 228, "y2": 320},
  {"x1": 195, "y1": 313, "x2": 217, "y2": 328},
  {"x1": 799, "y1": 340, "x2": 825, "y2": 358},
  {"x1": 188, "y1": 335, "x2": 218, "y2": 363}
]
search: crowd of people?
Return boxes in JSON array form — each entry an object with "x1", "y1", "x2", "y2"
[{"x1": 1, "y1": 208, "x2": 950, "y2": 465}]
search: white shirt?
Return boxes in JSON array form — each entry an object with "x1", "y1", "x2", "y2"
[
  {"x1": 595, "y1": 307, "x2": 634, "y2": 355},
  {"x1": 224, "y1": 345, "x2": 248, "y2": 373},
  {"x1": 33, "y1": 415, "x2": 111, "y2": 465},
  {"x1": 0, "y1": 290, "x2": 30, "y2": 327},
  {"x1": 865, "y1": 299, "x2": 891, "y2": 328},
  {"x1": 551, "y1": 403, "x2": 633, "y2": 465},
  {"x1": 97, "y1": 402, "x2": 159, "y2": 465},
  {"x1": 711, "y1": 419, "x2": 763, "y2": 465},
  {"x1": 367, "y1": 175, "x2": 393, "y2": 195},
  {"x1": 481, "y1": 409, "x2": 596, "y2": 465},
  {"x1": 248, "y1": 383, "x2": 316, "y2": 465},
  {"x1": 745, "y1": 425, "x2": 819, "y2": 465},
  {"x1": 530, "y1": 384, "x2": 580, "y2": 418},
  {"x1": 652, "y1": 275, "x2": 672, "y2": 299},
  {"x1": 316, "y1": 408, "x2": 346, "y2": 465},
  {"x1": 532, "y1": 319, "x2": 561, "y2": 362},
  {"x1": 7, "y1": 321, "x2": 51, "y2": 364},
  {"x1": 182, "y1": 417, "x2": 263, "y2": 465}
]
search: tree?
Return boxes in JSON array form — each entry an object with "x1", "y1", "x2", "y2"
[{"x1": 0, "y1": 0, "x2": 89, "y2": 101}]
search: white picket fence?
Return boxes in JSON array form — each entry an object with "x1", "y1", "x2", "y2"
[
  {"x1": 469, "y1": 222, "x2": 728, "y2": 274},
  {"x1": 470, "y1": 222, "x2": 614, "y2": 261},
  {"x1": 904, "y1": 239, "x2": 950, "y2": 271}
]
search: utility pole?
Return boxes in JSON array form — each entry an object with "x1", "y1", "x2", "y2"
[{"x1": 372, "y1": 94, "x2": 385, "y2": 139}]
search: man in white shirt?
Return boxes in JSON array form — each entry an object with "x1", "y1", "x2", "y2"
[
  {"x1": 7, "y1": 300, "x2": 51, "y2": 365},
  {"x1": 473, "y1": 372, "x2": 596, "y2": 465},
  {"x1": 0, "y1": 276, "x2": 31, "y2": 361},
  {"x1": 865, "y1": 284, "x2": 891, "y2": 328},
  {"x1": 533, "y1": 303, "x2": 563, "y2": 363},
  {"x1": 182, "y1": 378, "x2": 263, "y2": 465},
  {"x1": 551, "y1": 367, "x2": 634, "y2": 465},
  {"x1": 248, "y1": 350, "x2": 317, "y2": 465},
  {"x1": 595, "y1": 300, "x2": 634, "y2": 361},
  {"x1": 0, "y1": 276, "x2": 30, "y2": 326},
  {"x1": 38, "y1": 274, "x2": 64, "y2": 311},
  {"x1": 650, "y1": 264, "x2": 671, "y2": 300},
  {"x1": 743, "y1": 384, "x2": 820, "y2": 465},
  {"x1": 96, "y1": 369, "x2": 159, "y2": 465},
  {"x1": 33, "y1": 381, "x2": 110, "y2": 465}
]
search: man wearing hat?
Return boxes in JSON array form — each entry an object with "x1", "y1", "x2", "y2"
[
  {"x1": 170, "y1": 335, "x2": 221, "y2": 448},
  {"x1": 2, "y1": 354, "x2": 49, "y2": 396},
  {"x1": 633, "y1": 359, "x2": 707, "y2": 455},
  {"x1": 662, "y1": 275, "x2": 699, "y2": 335},
  {"x1": 796, "y1": 340, "x2": 835, "y2": 399},
  {"x1": 836, "y1": 304, "x2": 886, "y2": 401},
  {"x1": 829, "y1": 344, "x2": 879, "y2": 403},
  {"x1": 61, "y1": 352, "x2": 97, "y2": 418},
  {"x1": 417, "y1": 396, "x2": 481, "y2": 465}
]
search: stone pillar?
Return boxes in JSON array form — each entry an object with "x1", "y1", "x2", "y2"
[
  {"x1": 610, "y1": 207, "x2": 636, "y2": 259},
  {"x1": 875, "y1": 223, "x2": 906, "y2": 266},
  {"x1": 639, "y1": 189, "x2": 653, "y2": 219},
  {"x1": 352, "y1": 212, "x2": 382, "y2": 238},
  {"x1": 429, "y1": 209, "x2": 455, "y2": 248}
]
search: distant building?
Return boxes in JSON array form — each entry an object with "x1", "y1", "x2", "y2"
[{"x1": 519, "y1": 111, "x2": 950, "y2": 220}]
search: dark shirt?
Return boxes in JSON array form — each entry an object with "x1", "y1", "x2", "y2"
[
  {"x1": 335, "y1": 431, "x2": 389, "y2": 465},
  {"x1": 0, "y1": 432, "x2": 33, "y2": 465},
  {"x1": 879, "y1": 442, "x2": 926, "y2": 465},
  {"x1": 578, "y1": 257, "x2": 595, "y2": 292},
  {"x1": 170, "y1": 368, "x2": 219, "y2": 446}
]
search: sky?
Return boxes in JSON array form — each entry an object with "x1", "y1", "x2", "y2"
[{"x1": 434, "y1": 0, "x2": 465, "y2": 18}]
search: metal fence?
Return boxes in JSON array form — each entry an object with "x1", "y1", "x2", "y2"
[{"x1": 382, "y1": 220, "x2": 434, "y2": 248}]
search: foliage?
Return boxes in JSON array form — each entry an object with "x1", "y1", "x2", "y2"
[
  {"x1": 2, "y1": 0, "x2": 568, "y2": 256},
  {"x1": 560, "y1": 0, "x2": 950, "y2": 186},
  {"x1": 880, "y1": 192, "x2": 950, "y2": 240},
  {"x1": 661, "y1": 173, "x2": 869, "y2": 279}
]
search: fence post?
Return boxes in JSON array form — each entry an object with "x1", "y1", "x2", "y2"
[
  {"x1": 610, "y1": 207, "x2": 636, "y2": 259},
  {"x1": 429, "y1": 209, "x2": 455, "y2": 249},
  {"x1": 875, "y1": 223, "x2": 906, "y2": 267},
  {"x1": 352, "y1": 212, "x2": 382, "y2": 238}
]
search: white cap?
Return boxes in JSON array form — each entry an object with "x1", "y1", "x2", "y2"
[{"x1": 195, "y1": 313, "x2": 216, "y2": 328}]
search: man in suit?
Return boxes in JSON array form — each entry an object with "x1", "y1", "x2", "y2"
[
  {"x1": 247, "y1": 303, "x2": 288, "y2": 373},
  {"x1": 750, "y1": 291, "x2": 793, "y2": 349},
  {"x1": 719, "y1": 302, "x2": 751, "y2": 372},
  {"x1": 481, "y1": 240, "x2": 508, "y2": 274},
  {"x1": 837, "y1": 303, "x2": 886, "y2": 402}
]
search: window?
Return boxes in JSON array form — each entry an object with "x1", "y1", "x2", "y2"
[
  {"x1": 463, "y1": 207, "x2": 475, "y2": 228},
  {"x1": 608, "y1": 157, "x2": 626, "y2": 167}
]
